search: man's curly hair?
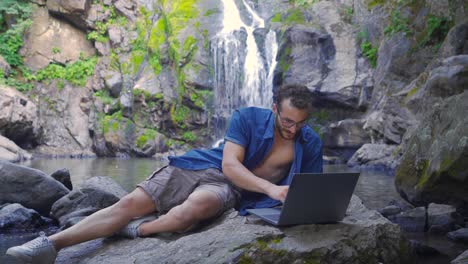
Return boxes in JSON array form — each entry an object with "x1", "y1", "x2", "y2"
[{"x1": 274, "y1": 84, "x2": 314, "y2": 112}]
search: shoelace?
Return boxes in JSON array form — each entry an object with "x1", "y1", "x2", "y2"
[{"x1": 27, "y1": 231, "x2": 49, "y2": 248}]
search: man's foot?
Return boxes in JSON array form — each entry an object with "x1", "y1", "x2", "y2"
[
  {"x1": 6, "y1": 231, "x2": 57, "y2": 264},
  {"x1": 116, "y1": 215, "x2": 158, "y2": 239}
]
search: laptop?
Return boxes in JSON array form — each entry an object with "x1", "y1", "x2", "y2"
[{"x1": 246, "y1": 172, "x2": 360, "y2": 226}]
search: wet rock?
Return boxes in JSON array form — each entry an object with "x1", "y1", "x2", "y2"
[
  {"x1": 56, "y1": 196, "x2": 414, "y2": 264},
  {"x1": 447, "y1": 228, "x2": 468, "y2": 243},
  {"x1": 427, "y1": 203, "x2": 463, "y2": 234},
  {"x1": 51, "y1": 176, "x2": 127, "y2": 228},
  {"x1": 395, "y1": 90, "x2": 468, "y2": 215},
  {"x1": 409, "y1": 239, "x2": 441, "y2": 256},
  {"x1": 50, "y1": 169, "x2": 73, "y2": 191},
  {"x1": 347, "y1": 143, "x2": 398, "y2": 170},
  {"x1": 0, "y1": 203, "x2": 54, "y2": 231},
  {"x1": 451, "y1": 249, "x2": 468, "y2": 264},
  {"x1": 391, "y1": 207, "x2": 426, "y2": 232},
  {"x1": 0, "y1": 160, "x2": 69, "y2": 216},
  {"x1": 378, "y1": 205, "x2": 402, "y2": 218}
]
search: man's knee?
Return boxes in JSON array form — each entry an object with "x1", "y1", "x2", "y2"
[
  {"x1": 180, "y1": 192, "x2": 222, "y2": 221},
  {"x1": 111, "y1": 188, "x2": 155, "y2": 217}
]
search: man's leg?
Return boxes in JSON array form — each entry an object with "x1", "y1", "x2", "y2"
[
  {"x1": 50, "y1": 187, "x2": 156, "y2": 250},
  {"x1": 138, "y1": 190, "x2": 223, "y2": 235}
]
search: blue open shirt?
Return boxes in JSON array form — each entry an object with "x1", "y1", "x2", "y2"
[{"x1": 169, "y1": 107, "x2": 323, "y2": 215}]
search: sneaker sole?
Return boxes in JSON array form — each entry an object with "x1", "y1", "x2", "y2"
[{"x1": 5, "y1": 248, "x2": 32, "y2": 262}]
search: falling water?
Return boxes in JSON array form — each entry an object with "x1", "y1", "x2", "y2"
[{"x1": 212, "y1": 0, "x2": 278, "y2": 121}]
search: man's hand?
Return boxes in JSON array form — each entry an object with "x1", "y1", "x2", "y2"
[{"x1": 266, "y1": 185, "x2": 289, "y2": 203}]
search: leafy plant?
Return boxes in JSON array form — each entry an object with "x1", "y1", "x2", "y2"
[
  {"x1": 384, "y1": 11, "x2": 411, "y2": 36},
  {"x1": 417, "y1": 15, "x2": 451, "y2": 51},
  {"x1": 361, "y1": 41, "x2": 378, "y2": 68}
]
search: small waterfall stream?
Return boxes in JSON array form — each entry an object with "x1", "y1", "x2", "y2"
[{"x1": 211, "y1": 0, "x2": 278, "y2": 134}]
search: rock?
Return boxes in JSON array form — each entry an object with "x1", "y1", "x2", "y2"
[
  {"x1": 0, "y1": 85, "x2": 42, "y2": 149},
  {"x1": 95, "y1": 41, "x2": 111, "y2": 56},
  {"x1": 32, "y1": 82, "x2": 95, "y2": 157},
  {"x1": 409, "y1": 239, "x2": 441, "y2": 256},
  {"x1": 0, "y1": 55, "x2": 10, "y2": 76},
  {"x1": 439, "y1": 22, "x2": 468, "y2": 58},
  {"x1": 323, "y1": 119, "x2": 371, "y2": 149},
  {"x1": 395, "y1": 90, "x2": 468, "y2": 214},
  {"x1": 56, "y1": 196, "x2": 414, "y2": 263},
  {"x1": 20, "y1": 7, "x2": 95, "y2": 71},
  {"x1": 447, "y1": 228, "x2": 468, "y2": 243},
  {"x1": 47, "y1": 0, "x2": 92, "y2": 30},
  {"x1": 427, "y1": 203, "x2": 463, "y2": 234},
  {"x1": 378, "y1": 205, "x2": 402, "y2": 218},
  {"x1": 347, "y1": 143, "x2": 398, "y2": 170},
  {"x1": 451, "y1": 249, "x2": 468, "y2": 264},
  {"x1": 103, "y1": 70, "x2": 123, "y2": 97},
  {"x1": 0, "y1": 203, "x2": 54, "y2": 231},
  {"x1": 51, "y1": 176, "x2": 127, "y2": 228},
  {"x1": 0, "y1": 160, "x2": 69, "y2": 216},
  {"x1": 114, "y1": 0, "x2": 137, "y2": 21},
  {"x1": 50, "y1": 169, "x2": 73, "y2": 191},
  {"x1": 391, "y1": 207, "x2": 426, "y2": 232},
  {"x1": 0, "y1": 135, "x2": 32, "y2": 162}
]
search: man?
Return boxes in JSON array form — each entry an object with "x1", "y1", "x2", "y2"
[{"x1": 6, "y1": 84, "x2": 323, "y2": 263}]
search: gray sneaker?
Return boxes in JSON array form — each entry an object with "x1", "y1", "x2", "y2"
[
  {"x1": 6, "y1": 231, "x2": 57, "y2": 264},
  {"x1": 116, "y1": 215, "x2": 158, "y2": 239}
]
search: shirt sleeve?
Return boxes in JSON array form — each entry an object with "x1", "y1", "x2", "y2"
[
  {"x1": 301, "y1": 136, "x2": 323, "y2": 173},
  {"x1": 224, "y1": 109, "x2": 250, "y2": 147}
]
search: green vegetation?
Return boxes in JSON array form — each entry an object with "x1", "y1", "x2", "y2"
[
  {"x1": 171, "y1": 103, "x2": 190, "y2": 128},
  {"x1": 136, "y1": 128, "x2": 158, "y2": 148},
  {"x1": 204, "y1": 8, "x2": 218, "y2": 16},
  {"x1": 384, "y1": 11, "x2": 411, "y2": 36},
  {"x1": 361, "y1": 41, "x2": 378, "y2": 68},
  {"x1": 32, "y1": 56, "x2": 98, "y2": 86},
  {"x1": 417, "y1": 14, "x2": 451, "y2": 52},
  {"x1": 367, "y1": 0, "x2": 385, "y2": 10},
  {"x1": 182, "y1": 131, "x2": 196, "y2": 142},
  {"x1": 100, "y1": 110, "x2": 124, "y2": 134},
  {"x1": 289, "y1": 0, "x2": 318, "y2": 7},
  {"x1": 87, "y1": 5, "x2": 128, "y2": 43},
  {"x1": 94, "y1": 89, "x2": 115, "y2": 104},
  {"x1": 284, "y1": 9, "x2": 305, "y2": 24},
  {"x1": 271, "y1": 13, "x2": 282, "y2": 23}
]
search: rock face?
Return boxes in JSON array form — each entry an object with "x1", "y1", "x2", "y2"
[
  {"x1": 0, "y1": 85, "x2": 42, "y2": 149},
  {"x1": 56, "y1": 196, "x2": 413, "y2": 264},
  {"x1": 395, "y1": 89, "x2": 468, "y2": 214},
  {"x1": 20, "y1": 6, "x2": 95, "y2": 71},
  {"x1": 0, "y1": 160, "x2": 69, "y2": 216},
  {"x1": 0, "y1": 135, "x2": 32, "y2": 162}
]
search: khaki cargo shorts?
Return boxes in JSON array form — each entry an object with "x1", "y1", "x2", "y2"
[{"x1": 137, "y1": 165, "x2": 241, "y2": 215}]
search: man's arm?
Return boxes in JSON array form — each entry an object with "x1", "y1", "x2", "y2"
[{"x1": 222, "y1": 141, "x2": 289, "y2": 202}]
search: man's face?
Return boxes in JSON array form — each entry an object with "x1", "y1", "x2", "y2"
[{"x1": 273, "y1": 98, "x2": 309, "y2": 140}]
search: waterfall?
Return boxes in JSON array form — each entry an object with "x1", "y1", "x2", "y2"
[{"x1": 212, "y1": 0, "x2": 278, "y2": 122}]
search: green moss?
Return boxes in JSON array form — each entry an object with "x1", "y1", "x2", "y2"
[
  {"x1": 171, "y1": 103, "x2": 190, "y2": 128},
  {"x1": 416, "y1": 14, "x2": 451, "y2": 52},
  {"x1": 136, "y1": 128, "x2": 157, "y2": 148},
  {"x1": 368, "y1": 0, "x2": 385, "y2": 10},
  {"x1": 405, "y1": 86, "x2": 418, "y2": 100},
  {"x1": 415, "y1": 159, "x2": 430, "y2": 189},
  {"x1": 271, "y1": 13, "x2": 282, "y2": 22},
  {"x1": 284, "y1": 9, "x2": 305, "y2": 24},
  {"x1": 204, "y1": 8, "x2": 219, "y2": 16}
]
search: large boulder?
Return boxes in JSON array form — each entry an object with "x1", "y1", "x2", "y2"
[
  {"x1": 0, "y1": 85, "x2": 42, "y2": 148},
  {"x1": 0, "y1": 135, "x2": 32, "y2": 162},
  {"x1": 0, "y1": 160, "x2": 69, "y2": 216},
  {"x1": 55, "y1": 196, "x2": 413, "y2": 264},
  {"x1": 20, "y1": 6, "x2": 95, "y2": 71},
  {"x1": 0, "y1": 203, "x2": 54, "y2": 231},
  {"x1": 47, "y1": 0, "x2": 92, "y2": 30},
  {"x1": 395, "y1": 90, "x2": 468, "y2": 214},
  {"x1": 51, "y1": 176, "x2": 127, "y2": 228},
  {"x1": 347, "y1": 143, "x2": 398, "y2": 170}
]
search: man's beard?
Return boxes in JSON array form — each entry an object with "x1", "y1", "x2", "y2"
[{"x1": 275, "y1": 115, "x2": 296, "y2": 140}]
